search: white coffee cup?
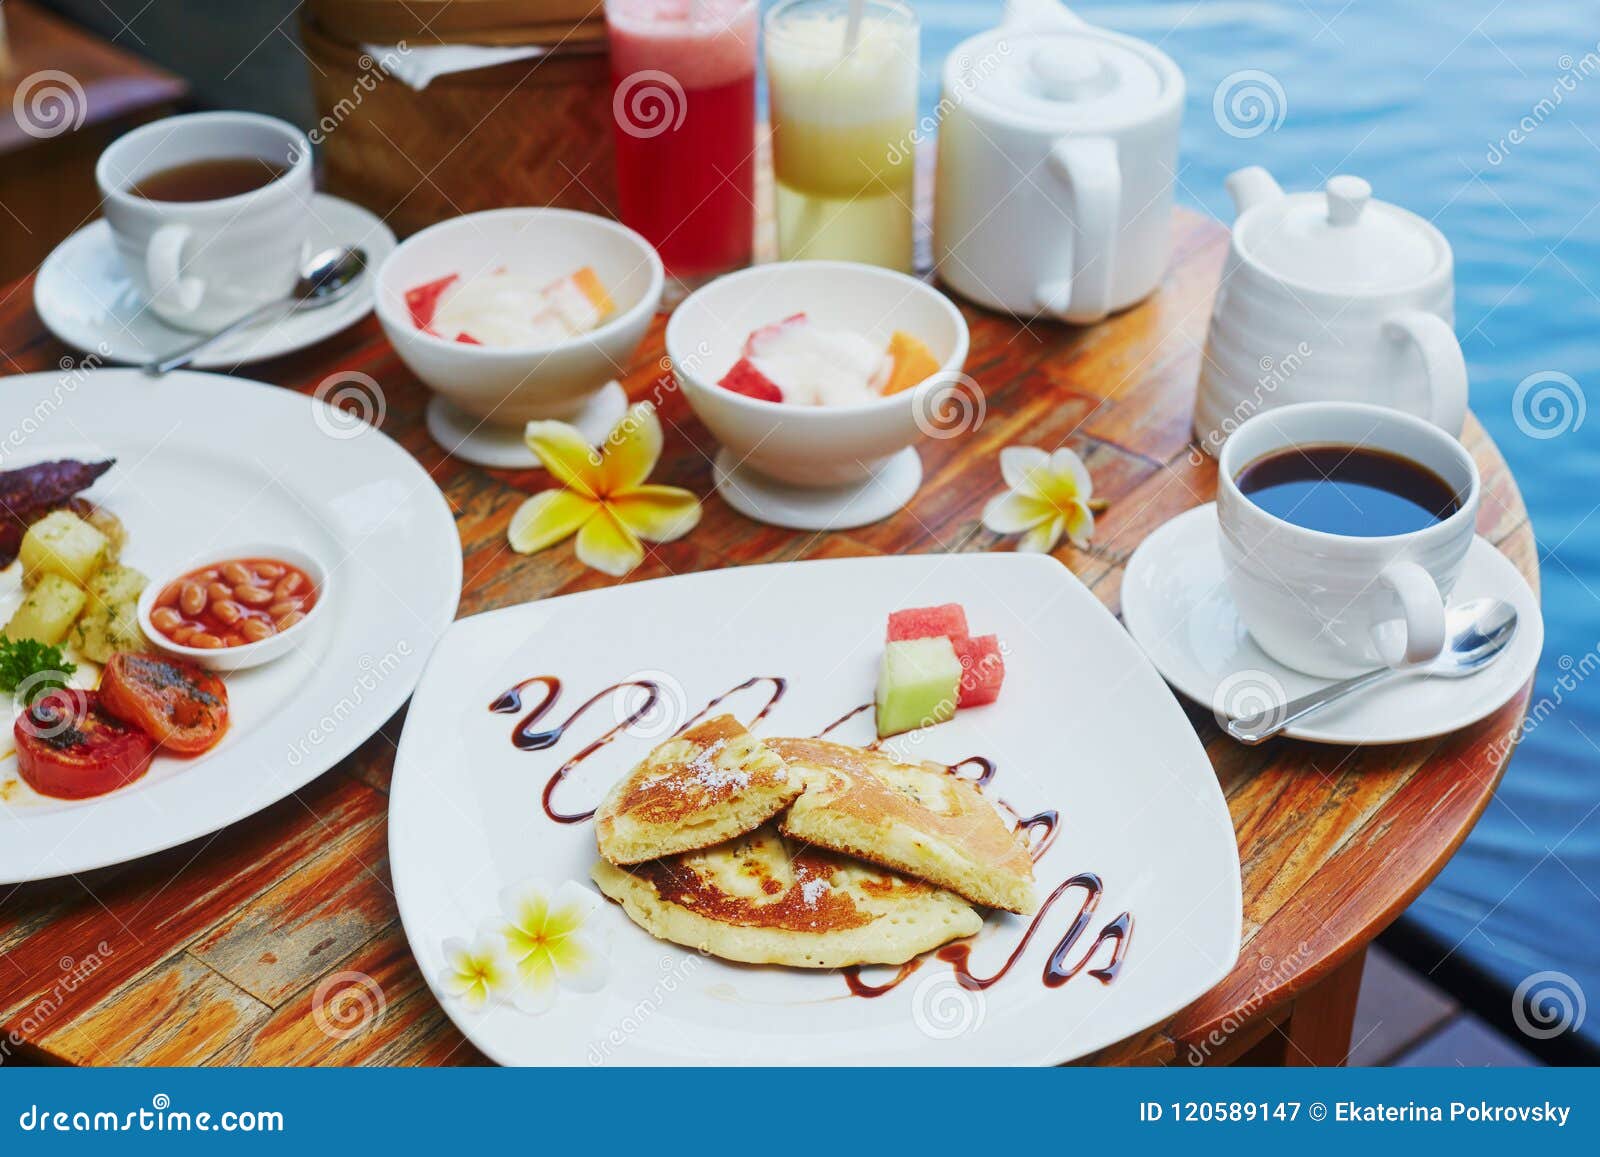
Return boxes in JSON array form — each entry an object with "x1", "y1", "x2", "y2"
[
  {"x1": 1216, "y1": 401, "x2": 1481, "y2": 678},
  {"x1": 95, "y1": 112, "x2": 314, "y2": 332}
]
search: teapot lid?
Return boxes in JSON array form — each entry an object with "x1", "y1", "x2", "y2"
[
  {"x1": 950, "y1": 26, "x2": 1181, "y2": 132},
  {"x1": 1237, "y1": 175, "x2": 1447, "y2": 293}
]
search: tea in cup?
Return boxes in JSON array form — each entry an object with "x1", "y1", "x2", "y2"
[{"x1": 96, "y1": 111, "x2": 314, "y2": 331}]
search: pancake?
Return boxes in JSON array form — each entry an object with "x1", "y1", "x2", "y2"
[
  {"x1": 770, "y1": 737, "x2": 1038, "y2": 914},
  {"x1": 591, "y1": 824, "x2": 982, "y2": 968},
  {"x1": 594, "y1": 714, "x2": 801, "y2": 865}
]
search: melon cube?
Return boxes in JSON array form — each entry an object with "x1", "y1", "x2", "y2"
[
  {"x1": 876, "y1": 637, "x2": 962, "y2": 738},
  {"x1": 954, "y1": 633, "x2": 1005, "y2": 707},
  {"x1": 886, "y1": 603, "x2": 970, "y2": 644},
  {"x1": 880, "y1": 331, "x2": 941, "y2": 396},
  {"x1": 718, "y1": 357, "x2": 784, "y2": 402}
]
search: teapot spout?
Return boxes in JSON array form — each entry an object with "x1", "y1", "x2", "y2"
[
  {"x1": 1001, "y1": 0, "x2": 1085, "y2": 31},
  {"x1": 1224, "y1": 166, "x2": 1284, "y2": 218}
]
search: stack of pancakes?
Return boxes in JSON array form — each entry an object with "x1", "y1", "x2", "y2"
[{"x1": 591, "y1": 716, "x2": 1038, "y2": 969}]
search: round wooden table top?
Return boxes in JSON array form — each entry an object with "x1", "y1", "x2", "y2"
[{"x1": 0, "y1": 206, "x2": 1536, "y2": 1066}]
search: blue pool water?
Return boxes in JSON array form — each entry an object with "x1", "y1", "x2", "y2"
[{"x1": 908, "y1": 1, "x2": 1600, "y2": 1052}]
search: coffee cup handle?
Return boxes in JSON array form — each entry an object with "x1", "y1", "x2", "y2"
[
  {"x1": 1036, "y1": 136, "x2": 1120, "y2": 323},
  {"x1": 146, "y1": 223, "x2": 206, "y2": 317},
  {"x1": 1378, "y1": 560, "x2": 1446, "y2": 667},
  {"x1": 1383, "y1": 309, "x2": 1468, "y2": 438}
]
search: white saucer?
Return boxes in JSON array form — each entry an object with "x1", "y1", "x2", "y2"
[
  {"x1": 713, "y1": 446, "x2": 922, "y2": 530},
  {"x1": 425, "y1": 383, "x2": 629, "y2": 469},
  {"x1": 34, "y1": 193, "x2": 396, "y2": 368},
  {"x1": 1122, "y1": 503, "x2": 1544, "y2": 745}
]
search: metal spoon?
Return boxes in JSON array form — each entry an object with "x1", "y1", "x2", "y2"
[
  {"x1": 141, "y1": 246, "x2": 368, "y2": 377},
  {"x1": 1226, "y1": 598, "x2": 1519, "y2": 745}
]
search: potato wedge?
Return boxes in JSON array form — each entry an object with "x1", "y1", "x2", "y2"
[
  {"x1": 21, "y1": 510, "x2": 110, "y2": 587},
  {"x1": 5, "y1": 574, "x2": 87, "y2": 645}
]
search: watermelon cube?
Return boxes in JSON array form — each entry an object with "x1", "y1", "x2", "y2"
[
  {"x1": 876, "y1": 637, "x2": 962, "y2": 738},
  {"x1": 744, "y1": 312, "x2": 808, "y2": 357},
  {"x1": 404, "y1": 273, "x2": 458, "y2": 332},
  {"x1": 953, "y1": 634, "x2": 1005, "y2": 707},
  {"x1": 886, "y1": 603, "x2": 970, "y2": 645},
  {"x1": 718, "y1": 357, "x2": 784, "y2": 402}
]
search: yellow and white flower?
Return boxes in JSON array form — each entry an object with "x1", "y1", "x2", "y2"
[
  {"x1": 981, "y1": 445, "x2": 1097, "y2": 553},
  {"x1": 437, "y1": 930, "x2": 517, "y2": 1012},
  {"x1": 498, "y1": 878, "x2": 609, "y2": 1014},
  {"x1": 508, "y1": 402, "x2": 702, "y2": 577}
]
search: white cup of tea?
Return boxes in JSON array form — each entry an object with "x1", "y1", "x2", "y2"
[
  {"x1": 95, "y1": 111, "x2": 314, "y2": 332},
  {"x1": 1216, "y1": 401, "x2": 1481, "y2": 678}
]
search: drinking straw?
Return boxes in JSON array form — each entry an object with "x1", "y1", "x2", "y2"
[{"x1": 843, "y1": 0, "x2": 865, "y2": 55}]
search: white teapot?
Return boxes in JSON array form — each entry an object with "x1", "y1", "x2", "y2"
[
  {"x1": 1194, "y1": 167, "x2": 1468, "y2": 455},
  {"x1": 933, "y1": 0, "x2": 1184, "y2": 323}
]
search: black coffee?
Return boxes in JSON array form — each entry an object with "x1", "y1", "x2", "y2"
[
  {"x1": 1235, "y1": 444, "x2": 1461, "y2": 537},
  {"x1": 128, "y1": 158, "x2": 286, "y2": 202}
]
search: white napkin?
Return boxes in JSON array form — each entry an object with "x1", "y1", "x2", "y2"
[{"x1": 364, "y1": 43, "x2": 549, "y2": 91}]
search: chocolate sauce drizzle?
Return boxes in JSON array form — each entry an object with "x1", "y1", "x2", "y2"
[
  {"x1": 936, "y1": 873, "x2": 1133, "y2": 991},
  {"x1": 488, "y1": 675, "x2": 1132, "y2": 993}
]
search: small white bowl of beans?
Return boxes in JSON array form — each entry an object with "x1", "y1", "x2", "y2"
[{"x1": 138, "y1": 544, "x2": 330, "y2": 672}]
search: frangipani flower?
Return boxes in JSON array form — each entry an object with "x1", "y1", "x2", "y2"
[
  {"x1": 498, "y1": 878, "x2": 609, "y2": 1014},
  {"x1": 509, "y1": 402, "x2": 701, "y2": 577},
  {"x1": 438, "y1": 930, "x2": 517, "y2": 1011},
  {"x1": 981, "y1": 445, "x2": 1098, "y2": 553}
]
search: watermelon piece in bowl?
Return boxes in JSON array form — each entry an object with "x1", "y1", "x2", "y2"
[{"x1": 718, "y1": 357, "x2": 784, "y2": 403}]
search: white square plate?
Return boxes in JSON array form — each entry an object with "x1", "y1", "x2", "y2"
[{"x1": 390, "y1": 554, "x2": 1241, "y2": 1065}]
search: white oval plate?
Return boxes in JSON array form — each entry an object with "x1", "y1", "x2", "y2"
[
  {"x1": 34, "y1": 194, "x2": 395, "y2": 368},
  {"x1": 1122, "y1": 503, "x2": 1544, "y2": 745},
  {"x1": 390, "y1": 553, "x2": 1241, "y2": 1066},
  {"x1": 0, "y1": 369, "x2": 461, "y2": 883}
]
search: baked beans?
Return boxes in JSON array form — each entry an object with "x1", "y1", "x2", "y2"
[{"x1": 151, "y1": 558, "x2": 319, "y2": 649}]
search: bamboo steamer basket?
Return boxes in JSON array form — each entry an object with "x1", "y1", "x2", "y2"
[{"x1": 301, "y1": 2, "x2": 616, "y2": 235}]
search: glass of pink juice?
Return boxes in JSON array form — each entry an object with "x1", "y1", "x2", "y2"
[{"x1": 605, "y1": 0, "x2": 757, "y2": 294}]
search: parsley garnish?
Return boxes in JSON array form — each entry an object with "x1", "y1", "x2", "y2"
[{"x1": 0, "y1": 638, "x2": 77, "y2": 705}]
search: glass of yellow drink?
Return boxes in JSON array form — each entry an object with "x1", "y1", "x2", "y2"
[{"x1": 764, "y1": 0, "x2": 920, "y2": 271}]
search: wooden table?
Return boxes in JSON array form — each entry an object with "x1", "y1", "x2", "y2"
[
  {"x1": 0, "y1": 0, "x2": 189, "y2": 283},
  {"x1": 0, "y1": 207, "x2": 1535, "y2": 1067}
]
